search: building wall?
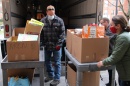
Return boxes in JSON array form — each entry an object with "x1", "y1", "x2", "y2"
[
  {"x1": 103, "y1": 0, "x2": 128, "y2": 20},
  {"x1": 118, "y1": 0, "x2": 128, "y2": 16}
]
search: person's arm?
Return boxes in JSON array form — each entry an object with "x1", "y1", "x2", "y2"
[
  {"x1": 103, "y1": 35, "x2": 129, "y2": 66},
  {"x1": 57, "y1": 19, "x2": 65, "y2": 46}
]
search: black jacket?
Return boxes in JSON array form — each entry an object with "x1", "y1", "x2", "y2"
[{"x1": 40, "y1": 15, "x2": 65, "y2": 51}]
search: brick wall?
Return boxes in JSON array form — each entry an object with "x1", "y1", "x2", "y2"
[{"x1": 103, "y1": 0, "x2": 128, "y2": 20}]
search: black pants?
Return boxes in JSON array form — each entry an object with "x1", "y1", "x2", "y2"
[
  {"x1": 119, "y1": 80, "x2": 130, "y2": 86},
  {"x1": 108, "y1": 69, "x2": 112, "y2": 84},
  {"x1": 1, "y1": 40, "x2": 7, "y2": 59}
]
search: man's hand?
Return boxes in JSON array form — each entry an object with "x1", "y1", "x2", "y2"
[{"x1": 97, "y1": 61, "x2": 104, "y2": 68}]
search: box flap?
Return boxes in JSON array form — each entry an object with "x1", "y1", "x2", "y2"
[
  {"x1": 7, "y1": 36, "x2": 18, "y2": 42},
  {"x1": 66, "y1": 29, "x2": 75, "y2": 53},
  {"x1": 24, "y1": 21, "x2": 43, "y2": 35},
  {"x1": 8, "y1": 68, "x2": 34, "y2": 83},
  {"x1": 12, "y1": 36, "x2": 18, "y2": 41},
  {"x1": 68, "y1": 64, "x2": 76, "y2": 72},
  {"x1": 7, "y1": 37, "x2": 13, "y2": 41},
  {"x1": 12, "y1": 28, "x2": 25, "y2": 36},
  {"x1": 72, "y1": 33, "x2": 82, "y2": 62}
]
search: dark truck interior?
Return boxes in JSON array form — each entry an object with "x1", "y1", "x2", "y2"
[{"x1": 12, "y1": 0, "x2": 94, "y2": 28}]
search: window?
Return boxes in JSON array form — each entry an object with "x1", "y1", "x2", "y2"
[
  {"x1": 118, "y1": 7, "x2": 122, "y2": 11},
  {"x1": 103, "y1": 0, "x2": 117, "y2": 20},
  {"x1": 120, "y1": 0, "x2": 124, "y2": 4},
  {"x1": 111, "y1": 10, "x2": 115, "y2": 15},
  {"x1": 104, "y1": 0, "x2": 108, "y2": 7},
  {"x1": 103, "y1": 10, "x2": 108, "y2": 16},
  {"x1": 110, "y1": 1, "x2": 116, "y2": 7}
]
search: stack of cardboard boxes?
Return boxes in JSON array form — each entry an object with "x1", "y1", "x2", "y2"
[
  {"x1": 66, "y1": 29, "x2": 109, "y2": 86},
  {"x1": 6, "y1": 19, "x2": 44, "y2": 83}
]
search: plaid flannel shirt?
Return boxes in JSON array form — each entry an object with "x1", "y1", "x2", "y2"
[{"x1": 40, "y1": 15, "x2": 65, "y2": 51}]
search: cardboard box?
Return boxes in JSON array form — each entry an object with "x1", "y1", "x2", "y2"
[
  {"x1": 6, "y1": 36, "x2": 39, "y2": 62},
  {"x1": 67, "y1": 64, "x2": 100, "y2": 86},
  {"x1": 67, "y1": 64, "x2": 76, "y2": 86},
  {"x1": 24, "y1": 21, "x2": 43, "y2": 35},
  {"x1": 66, "y1": 29, "x2": 74, "y2": 54},
  {"x1": 12, "y1": 28, "x2": 25, "y2": 36},
  {"x1": 72, "y1": 33, "x2": 109, "y2": 63},
  {"x1": 7, "y1": 20, "x2": 43, "y2": 62},
  {"x1": 8, "y1": 68, "x2": 34, "y2": 83}
]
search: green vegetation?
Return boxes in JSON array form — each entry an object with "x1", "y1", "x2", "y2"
[
  {"x1": 0, "y1": 18, "x2": 3, "y2": 25},
  {"x1": 0, "y1": 22, "x2": 3, "y2": 25},
  {"x1": 0, "y1": 29, "x2": 4, "y2": 34}
]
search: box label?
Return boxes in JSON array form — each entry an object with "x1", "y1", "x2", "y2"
[
  {"x1": 8, "y1": 42, "x2": 37, "y2": 50},
  {"x1": 89, "y1": 26, "x2": 96, "y2": 38}
]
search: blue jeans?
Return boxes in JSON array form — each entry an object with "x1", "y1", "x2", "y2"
[{"x1": 44, "y1": 49, "x2": 62, "y2": 80}]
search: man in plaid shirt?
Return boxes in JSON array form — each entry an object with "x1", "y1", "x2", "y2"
[{"x1": 40, "y1": 5, "x2": 65, "y2": 86}]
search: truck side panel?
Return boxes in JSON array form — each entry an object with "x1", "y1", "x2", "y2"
[
  {"x1": 61, "y1": 0, "x2": 103, "y2": 27},
  {"x1": 2, "y1": 0, "x2": 27, "y2": 38},
  {"x1": 10, "y1": 0, "x2": 27, "y2": 31},
  {"x1": 2, "y1": 0, "x2": 12, "y2": 38}
]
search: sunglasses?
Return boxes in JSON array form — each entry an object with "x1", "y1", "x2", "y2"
[{"x1": 47, "y1": 8, "x2": 55, "y2": 11}]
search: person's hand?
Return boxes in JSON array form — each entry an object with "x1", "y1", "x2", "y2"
[
  {"x1": 97, "y1": 61, "x2": 104, "y2": 68},
  {"x1": 55, "y1": 46, "x2": 60, "y2": 51}
]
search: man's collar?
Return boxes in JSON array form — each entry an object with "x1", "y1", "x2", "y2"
[
  {"x1": 106, "y1": 25, "x2": 110, "y2": 30},
  {"x1": 53, "y1": 15, "x2": 58, "y2": 20},
  {"x1": 46, "y1": 15, "x2": 58, "y2": 21}
]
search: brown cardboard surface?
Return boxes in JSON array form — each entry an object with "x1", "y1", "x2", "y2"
[
  {"x1": 24, "y1": 21, "x2": 43, "y2": 35},
  {"x1": 67, "y1": 64, "x2": 100, "y2": 86},
  {"x1": 72, "y1": 34, "x2": 109, "y2": 63},
  {"x1": 83, "y1": 71, "x2": 100, "y2": 86},
  {"x1": 8, "y1": 68, "x2": 34, "y2": 83},
  {"x1": 6, "y1": 37, "x2": 39, "y2": 62},
  {"x1": 66, "y1": 29, "x2": 74, "y2": 54},
  {"x1": 71, "y1": 34, "x2": 82, "y2": 62},
  {"x1": 12, "y1": 28, "x2": 25, "y2": 36},
  {"x1": 67, "y1": 64, "x2": 76, "y2": 86}
]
